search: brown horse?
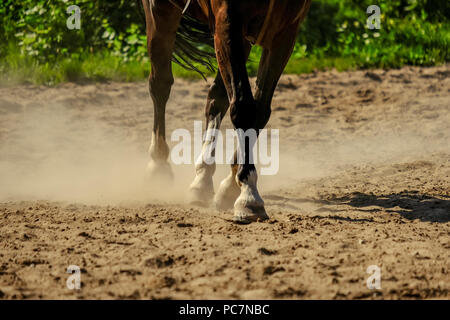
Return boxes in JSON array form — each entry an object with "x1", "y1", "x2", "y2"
[{"x1": 142, "y1": 0, "x2": 311, "y2": 223}]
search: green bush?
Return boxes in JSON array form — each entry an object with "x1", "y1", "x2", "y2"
[
  {"x1": 297, "y1": 0, "x2": 450, "y2": 68},
  {"x1": 0, "y1": 0, "x2": 448, "y2": 84},
  {"x1": 0, "y1": 0, "x2": 147, "y2": 61}
]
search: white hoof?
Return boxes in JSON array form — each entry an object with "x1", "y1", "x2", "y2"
[
  {"x1": 233, "y1": 171, "x2": 268, "y2": 224},
  {"x1": 234, "y1": 193, "x2": 269, "y2": 224},
  {"x1": 188, "y1": 176, "x2": 214, "y2": 207},
  {"x1": 146, "y1": 160, "x2": 174, "y2": 185},
  {"x1": 214, "y1": 173, "x2": 240, "y2": 211}
]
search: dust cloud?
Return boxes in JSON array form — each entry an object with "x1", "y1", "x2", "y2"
[
  {"x1": 0, "y1": 104, "x2": 173, "y2": 205},
  {"x1": 0, "y1": 99, "x2": 446, "y2": 205}
]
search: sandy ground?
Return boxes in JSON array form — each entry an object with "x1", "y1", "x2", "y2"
[{"x1": 0, "y1": 65, "x2": 449, "y2": 299}]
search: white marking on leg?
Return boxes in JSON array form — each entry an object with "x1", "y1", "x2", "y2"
[
  {"x1": 146, "y1": 132, "x2": 173, "y2": 182},
  {"x1": 149, "y1": 132, "x2": 170, "y2": 162},
  {"x1": 214, "y1": 170, "x2": 240, "y2": 211},
  {"x1": 189, "y1": 115, "x2": 221, "y2": 204}
]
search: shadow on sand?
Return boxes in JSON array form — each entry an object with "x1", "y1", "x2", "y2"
[{"x1": 324, "y1": 191, "x2": 450, "y2": 223}]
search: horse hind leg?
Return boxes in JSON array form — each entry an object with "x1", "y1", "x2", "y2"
[
  {"x1": 143, "y1": 1, "x2": 181, "y2": 182},
  {"x1": 189, "y1": 42, "x2": 251, "y2": 207},
  {"x1": 188, "y1": 74, "x2": 227, "y2": 205}
]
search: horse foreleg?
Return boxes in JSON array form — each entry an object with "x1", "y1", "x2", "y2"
[
  {"x1": 212, "y1": 3, "x2": 268, "y2": 223},
  {"x1": 215, "y1": 23, "x2": 299, "y2": 222}
]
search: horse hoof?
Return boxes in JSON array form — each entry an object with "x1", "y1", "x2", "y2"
[
  {"x1": 188, "y1": 189, "x2": 213, "y2": 207},
  {"x1": 233, "y1": 194, "x2": 269, "y2": 224},
  {"x1": 146, "y1": 161, "x2": 174, "y2": 185},
  {"x1": 214, "y1": 176, "x2": 240, "y2": 211},
  {"x1": 188, "y1": 178, "x2": 214, "y2": 207},
  {"x1": 214, "y1": 193, "x2": 236, "y2": 211}
]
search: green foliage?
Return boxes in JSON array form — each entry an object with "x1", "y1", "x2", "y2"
[
  {"x1": 297, "y1": 0, "x2": 450, "y2": 68},
  {"x1": 0, "y1": 0, "x2": 147, "y2": 62},
  {"x1": 0, "y1": 0, "x2": 448, "y2": 84}
]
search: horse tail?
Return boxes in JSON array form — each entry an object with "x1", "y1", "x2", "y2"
[
  {"x1": 139, "y1": 0, "x2": 216, "y2": 79},
  {"x1": 173, "y1": 11, "x2": 216, "y2": 79}
]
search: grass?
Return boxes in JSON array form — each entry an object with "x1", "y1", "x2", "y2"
[
  {"x1": 0, "y1": 45, "x2": 152, "y2": 86},
  {"x1": 0, "y1": 48, "x2": 389, "y2": 86},
  {"x1": 0, "y1": 37, "x2": 448, "y2": 86}
]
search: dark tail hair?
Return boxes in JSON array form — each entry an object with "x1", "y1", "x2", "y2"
[
  {"x1": 173, "y1": 13, "x2": 216, "y2": 79},
  {"x1": 137, "y1": 0, "x2": 216, "y2": 79}
]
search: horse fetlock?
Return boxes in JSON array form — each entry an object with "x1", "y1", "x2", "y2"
[{"x1": 149, "y1": 134, "x2": 170, "y2": 162}]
